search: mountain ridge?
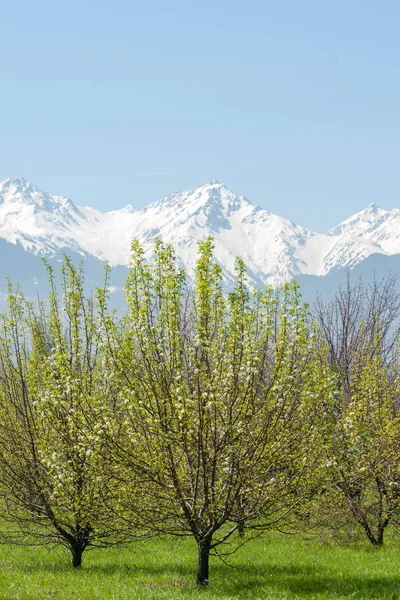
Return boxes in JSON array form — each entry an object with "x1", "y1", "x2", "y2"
[{"x1": 0, "y1": 177, "x2": 398, "y2": 289}]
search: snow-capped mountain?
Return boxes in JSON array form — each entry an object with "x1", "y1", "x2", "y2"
[
  {"x1": 0, "y1": 177, "x2": 85, "y2": 256},
  {"x1": 0, "y1": 177, "x2": 398, "y2": 294},
  {"x1": 329, "y1": 203, "x2": 400, "y2": 255}
]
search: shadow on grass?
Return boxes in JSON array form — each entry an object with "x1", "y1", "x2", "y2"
[
  {"x1": 9, "y1": 552, "x2": 400, "y2": 598},
  {"x1": 13, "y1": 556, "x2": 194, "y2": 577},
  {"x1": 210, "y1": 561, "x2": 400, "y2": 599}
]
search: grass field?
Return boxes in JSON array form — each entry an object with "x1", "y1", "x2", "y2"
[{"x1": 0, "y1": 535, "x2": 399, "y2": 600}]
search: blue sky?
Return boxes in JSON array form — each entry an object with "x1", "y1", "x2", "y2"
[{"x1": 1, "y1": 0, "x2": 400, "y2": 230}]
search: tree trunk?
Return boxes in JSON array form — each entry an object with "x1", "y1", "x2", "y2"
[
  {"x1": 376, "y1": 524, "x2": 386, "y2": 546},
  {"x1": 197, "y1": 538, "x2": 211, "y2": 586},
  {"x1": 377, "y1": 527, "x2": 385, "y2": 546},
  {"x1": 237, "y1": 519, "x2": 245, "y2": 538},
  {"x1": 70, "y1": 544, "x2": 84, "y2": 568},
  {"x1": 359, "y1": 520, "x2": 379, "y2": 546}
]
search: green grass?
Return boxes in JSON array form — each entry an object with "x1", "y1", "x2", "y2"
[{"x1": 0, "y1": 535, "x2": 400, "y2": 600}]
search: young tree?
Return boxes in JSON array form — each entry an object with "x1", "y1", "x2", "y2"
[
  {"x1": 312, "y1": 276, "x2": 400, "y2": 544},
  {"x1": 0, "y1": 257, "x2": 125, "y2": 567},
  {"x1": 313, "y1": 332, "x2": 400, "y2": 545},
  {"x1": 105, "y1": 238, "x2": 333, "y2": 585}
]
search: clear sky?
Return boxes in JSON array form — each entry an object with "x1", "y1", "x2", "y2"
[{"x1": 1, "y1": 0, "x2": 400, "y2": 231}]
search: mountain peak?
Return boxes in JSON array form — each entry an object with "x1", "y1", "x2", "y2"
[
  {"x1": 188, "y1": 179, "x2": 227, "y2": 195},
  {"x1": 150, "y1": 181, "x2": 254, "y2": 217},
  {"x1": 0, "y1": 177, "x2": 39, "y2": 194},
  {"x1": 0, "y1": 177, "x2": 79, "y2": 219},
  {"x1": 354, "y1": 202, "x2": 387, "y2": 219},
  {"x1": 364, "y1": 201, "x2": 384, "y2": 213},
  {"x1": 110, "y1": 203, "x2": 137, "y2": 214},
  {"x1": 122, "y1": 203, "x2": 136, "y2": 213},
  {"x1": 328, "y1": 201, "x2": 390, "y2": 239}
]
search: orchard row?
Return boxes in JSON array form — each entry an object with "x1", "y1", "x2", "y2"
[{"x1": 0, "y1": 238, "x2": 398, "y2": 586}]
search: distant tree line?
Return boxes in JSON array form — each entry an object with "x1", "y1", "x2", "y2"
[{"x1": 0, "y1": 238, "x2": 399, "y2": 586}]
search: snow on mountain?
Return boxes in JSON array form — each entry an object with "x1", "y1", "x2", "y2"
[
  {"x1": 318, "y1": 233, "x2": 387, "y2": 274},
  {"x1": 0, "y1": 177, "x2": 397, "y2": 288},
  {"x1": 0, "y1": 177, "x2": 86, "y2": 256},
  {"x1": 108, "y1": 181, "x2": 320, "y2": 285},
  {"x1": 0, "y1": 178, "x2": 79, "y2": 219},
  {"x1": 329, "y1": 203, "x2": 400, "y2": 255}
]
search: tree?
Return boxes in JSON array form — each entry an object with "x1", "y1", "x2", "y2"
[
  {"x1": 0, "y1": 257, "x2": 126, "y2": 567},
  {"x1": 315, "y1": 274, "x2": 400, "y2": 392},
  {"x1": 312, "y1": 331, "x2": 400, "y2": 545},
  {"x1": 105, "y1": 238, "x2": 332, "y2": 585},
  {"x1": 312, "y1": 275, "x2": 400, "y2": 544}
]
